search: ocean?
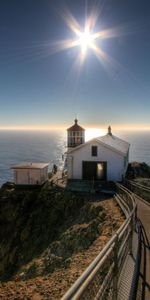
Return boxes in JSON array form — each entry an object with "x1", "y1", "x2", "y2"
[{"x1": 0, "y1": 129, "x2": 150, "y2": 187}]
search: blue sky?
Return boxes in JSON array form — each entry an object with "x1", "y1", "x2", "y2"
[{"x1": 0, "y1": 0, "x2": 150, "y2": 129}]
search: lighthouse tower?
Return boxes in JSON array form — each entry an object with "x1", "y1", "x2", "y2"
[{"x1": 67, "y1": 119, "x2": 85, "y2": 150}]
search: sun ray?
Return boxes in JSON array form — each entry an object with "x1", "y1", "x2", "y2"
[
  {"x1": 5, "y1": 1, "x2": 147, "y2": 73},
  {"x1": 86, "y1": 0, "x2": 105, "y2": 29},
  {"x1": 53, "y1": 7, "x2": 135, "y2": 77},
  {"x1": 63, "y1": 51, "x2": 86, "y2": 105},
  {"x1": 58, "y1": 5, "x2": 81, "y2": 36},
  {"x1": 7, "y1": 3, "x2": 144, "y2": 77},
  {"x1": 90, "y1": 43, "x2": 132, "y2": 81},
  {"x1": 55, "y1": 7, "x2": 113, "y2": 62}
]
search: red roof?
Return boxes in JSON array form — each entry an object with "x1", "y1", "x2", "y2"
[{"x1": 67, "y1": 119, "x2": 85, "y2": 131}]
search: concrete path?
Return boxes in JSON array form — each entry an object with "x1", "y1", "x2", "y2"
[{"x1": 135, "y1": 196, "x2": 150, "y2": 299}]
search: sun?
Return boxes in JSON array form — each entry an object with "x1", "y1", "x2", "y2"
[
  {"x1": 48, "y1": 7, "x2": 123, "y2": 68},
  {"x1": 78, "y1": 25, "x2": 94, "y2": 54},
  {"x1": 70, "y1": 23, "x2": 96, "y2": 58}
]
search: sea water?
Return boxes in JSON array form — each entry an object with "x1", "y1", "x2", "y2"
[
  {"x1": 0, "y1": 130, "x2": 66, "y2": 187},
  {"x1": 0, "y1": 129, "x2": 149, "y2": 187}
]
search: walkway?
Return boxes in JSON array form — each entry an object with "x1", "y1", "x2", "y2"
[{"x1": 135, "y1": 195, "x2": 150, "y2": 299}]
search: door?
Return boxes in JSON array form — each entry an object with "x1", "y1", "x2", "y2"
[
  {"x1": 82, "y1": 161, "x2": 107, "y2": 180},
  {"x1": 82, "y1": 161, "x2": 97, "y2": 180},
  {"x1": 97, "y1": 162, "x2": 107, "y2": 180}
]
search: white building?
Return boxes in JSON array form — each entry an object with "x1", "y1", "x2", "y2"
[
  {"x1": 66, "y1": 121, "x2": 130, "y2": 182},
  {"x1": 11, "y1": 163, "x2": 49, "y2": 186}
]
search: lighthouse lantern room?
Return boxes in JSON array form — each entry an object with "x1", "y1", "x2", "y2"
[{"x1": 67, "y1": 119, "x2": 85, "y2": 149}]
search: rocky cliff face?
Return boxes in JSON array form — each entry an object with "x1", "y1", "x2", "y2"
[
  {"x1": 0, "y1": 183, "x2": 86, "y2": 280},
  {"x1": 0, "y1": 182, "x2": 124, "y2": 299},
  {"x1": 126, "y1": 162, "x2": 150, "y2": 179}
]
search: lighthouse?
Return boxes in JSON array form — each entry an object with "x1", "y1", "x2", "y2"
[{"x1": 67, "y1": 119, "x2": 85, "y2": 150}]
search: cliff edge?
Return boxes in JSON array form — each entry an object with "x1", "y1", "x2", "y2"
[{"x1": 0, "y1": 182, "x2": 124, "y2": 299}]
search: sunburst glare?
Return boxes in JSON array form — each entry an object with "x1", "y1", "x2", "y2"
[
  {"x1": 12, "y1": 4, "x2": 139, "y2": 76},
  {"x1": 76, "y1": 24, "x2": 95, "y2": 55},
  {"x1": 85, "y1": 128, "x2": 106, "y2": 141},
  {"x1": 54, "y1": 6, "x2": 123, "y2": 67}
]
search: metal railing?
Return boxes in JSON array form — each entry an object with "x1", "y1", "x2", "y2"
[
  {"x1": 129, "y1": 218, "x2": 142, "y2": 300},
  {"x1": 61, "y1": 183, "x2": 137, "y2": 300},
  {"x1": 125, "y1": 179, "x2": 150, "y2": 204},
  {"x1": 129, "y1": 217, "x2": 150, "y2": 300}
]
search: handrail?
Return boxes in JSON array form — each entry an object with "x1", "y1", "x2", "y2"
[
  {"x1": 128, "y1": 180, "x2": 150, "y2": 192},
  {"x1": 125, "y1": 179, "x2": 150, "y2": 205},
  {"x1": 129, "y1": 217, "x2": 150, "y2": 300},
  {"x1": 115, "y1": 194, "x2": 130, "y2": 217},
  {"x1": 129, "y1": 219, "x2": 142, "y2": 300},
  {"x1": 61, "y1": 183, "x2": 137, "y2": 300},
  {"x1": 61, "y1": 235, "x2": 116, "y2": 300}
]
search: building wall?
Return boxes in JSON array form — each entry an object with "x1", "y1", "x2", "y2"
[
  {"x1": 14, "y1": 167, "x2": 48, "y2": 185},
  {"x1": 41, "y1": 167, "x2": 48, "y2": 183},
  {"x1": 67, "y1": 141, "x2": 125, "y2": 181}
]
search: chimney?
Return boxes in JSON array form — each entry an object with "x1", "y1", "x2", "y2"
[{"x1": 108, "y1": 125, "x2": 112, "y2": 135}]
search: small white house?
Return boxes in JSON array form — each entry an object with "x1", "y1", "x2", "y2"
[
  {"x1": 11, "y1": 163, "x2": 49, "y2": 186},
  {"x1": 66, "y1": 121, "x2": 130, "y2": 182}
]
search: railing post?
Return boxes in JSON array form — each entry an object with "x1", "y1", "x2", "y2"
[
  {"x1": 129, "y1": 216, "x2": 134, "y2": 257},
  {"x1": 113, "y1": 233, "x2": 119, "y2": 300}
]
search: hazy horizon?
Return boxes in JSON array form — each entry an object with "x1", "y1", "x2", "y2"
[{"x1": 0, "y1": 124, "x2": 150, "y2": 131}]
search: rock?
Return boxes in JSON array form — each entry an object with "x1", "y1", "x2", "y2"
[
  {"x1": 0, "y1": 181, "x2": 124, "y2": 299},
  {"x1": 126, "y1": 162, "x2": 150, "y2": 179}
]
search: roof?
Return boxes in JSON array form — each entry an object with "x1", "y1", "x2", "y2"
[
  {"x1": 11, "y1": 163, "x2": 49, "y2": 170},
  {"x1": 67, "y1": 133, "x2": 130, "y2": 156},
  {"x1": 67, "y1": 119, "x2": 85, "y2": 132},
  {"x1": 96, "y1": 134, "x2": 130, "y2": 155}
]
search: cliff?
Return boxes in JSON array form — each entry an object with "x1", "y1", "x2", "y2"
[
  {"x1": 0, "y1": 182, "x2": 124, "y2": 299},
  {"x1": 126, "y1": 162, "x2": 150, "y2": 179}
]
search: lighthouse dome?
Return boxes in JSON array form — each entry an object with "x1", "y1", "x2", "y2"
[{"x1": 67, "y1": 119, "x2": 85, "y2": 148}]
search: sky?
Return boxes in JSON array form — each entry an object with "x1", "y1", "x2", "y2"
[{"x1": 0, "y1": 0, "x2": 150, "y2": 130}]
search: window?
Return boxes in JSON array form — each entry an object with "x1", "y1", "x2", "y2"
[{"x1": 91, "y1": 146, "x2": 97, "y2": 156}]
